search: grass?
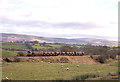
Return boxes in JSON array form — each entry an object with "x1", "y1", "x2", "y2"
[
  {"x1": 76, "y1": 45, "x2": 82, "y2": 48},
  {"x1": 32, "y1": 43, "x2": 82, "y2": 50},
  {"x1": 32, "y1": 44, "x2": 62, "y2": 49},
  {"x1": 32, "y1": 45, "x2": 50, "y2": 49},
  {"x1": 2, "y1": 62, "x2": 118, "y2": 80},
  {"x1": 48, "y1": 44, "x2": 62, "y2": 49},
  {"x1": 2, "y1": 49, "x2": 27, "y2": 56},
  {"x1": 2, "y1": 44, "x2": 29, "y2": 50},
  {"x1": 109, "y1": 61, "x2": 119, "y2": 67}
]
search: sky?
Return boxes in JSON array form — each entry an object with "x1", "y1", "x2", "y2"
[{"x1": 0, "y1": 0, "x2": 119, "y2": 41}]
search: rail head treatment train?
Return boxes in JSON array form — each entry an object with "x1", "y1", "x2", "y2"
[{"x1": 27, "y1": 51, "x2": 84, "y2": 56}]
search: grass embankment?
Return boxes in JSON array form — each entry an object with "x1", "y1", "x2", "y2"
[{"x1": 2, "y1": 61, "x2": 118, "y2": 80}]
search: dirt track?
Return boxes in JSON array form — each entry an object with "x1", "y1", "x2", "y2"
[{"x1": 2, "y1": 55, "x2": 101, "y2": 65}]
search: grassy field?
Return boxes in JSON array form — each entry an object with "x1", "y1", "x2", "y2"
[
  {"x1": 2, "y1": 44, "x2": 29, "y2": 50},
  {"x1": 32, "y1": 44, "x2": 62, "y2": 49},
  {"x1": 32, "y1": 45, "x2": 50, "y2": 49},
  {"x1": 48, "y1": 44, "x2": 62, "y2": 49},
  {"x1": 1, "y1": 43, "x2": 119, "y2": 80},
  {"x1": 2, "y1": 61, "x2": 118, "y2": 80},
  {"x1": 2, "y1": 49, "x2": 27, "y2": 56},
  {"x1": 32, "y1": 43, "x2": 82, "y2": 50}
]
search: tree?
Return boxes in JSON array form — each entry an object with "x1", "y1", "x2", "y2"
[
  {"x1": 60, "y1": 45, "x2": 75, "y2": 52},
  {"x1": 25, "y1": 43, "x2": 33, "y2": 50},
  {"x1": 33, "y1": 41, "x2": 39, "y2": 44},
  {"x1": 35, "y1": 48, "x2": 38, "y2": 51}
]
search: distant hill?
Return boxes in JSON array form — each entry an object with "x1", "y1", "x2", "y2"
[{"x1": 0, "y1": 33, "x2": 118, "y2": 46}]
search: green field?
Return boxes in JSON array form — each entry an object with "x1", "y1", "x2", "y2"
[
  {"x1": 32, "y1": 43, "x2": 83, "y2": 51},
  {"x1": 48, "y1": 44, "x2": 62, "y2": 49},
  {"x1": 32, "y1": 44, "x2": 62, "y2": 49},
  {"x1": 32, "y1": 45, "x2": 50, "y2": 49},
  {"x1": 2, "y1": 62, "x2": 118, "y2": 80},
  {"x1": 1, "y1": 43, "x2": 119, "y2": 80},
  {"x1": 2, "y1": 49, "x2": 27, "y2": 56},
  {"x1": 2, "y1": 44, "x2": 29, "y2": 50}
]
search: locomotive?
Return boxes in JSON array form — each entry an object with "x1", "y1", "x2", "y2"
[{"x1": 27, "y1": 51, "x2": 84, "y2": 56}]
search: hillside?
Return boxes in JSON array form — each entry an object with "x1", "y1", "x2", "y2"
[{"x1": 0, "y1": 33, "x2": 118, "y2": 46}]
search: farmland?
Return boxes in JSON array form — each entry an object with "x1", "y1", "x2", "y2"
[
  {"x1": 1, "y1": 43, "x2": 30, "y2": 57},
  {"x1": 2, "y1": 61, "x2": 118, "y2": 80},
  {"x1": 1, "y1": 42, "x2": 119, "y2": 81},
  {"x1": 32, "y1": 43, "x2": 82, "y2": 49},
  {"x1": 32, "y1": 43, "x2": 63, "y2": 50},
  {"x1": 2, "y1": 44, "x2": 29, "y2": 50},
  {"x1": 2, "y1": 49, "x2": 27, "y2": 57}
]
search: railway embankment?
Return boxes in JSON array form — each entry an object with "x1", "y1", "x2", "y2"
[{"x1": 2, "y1": 55, "x2": 101, "y2": 65}]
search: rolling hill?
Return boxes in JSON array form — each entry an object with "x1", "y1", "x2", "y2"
[{"x1": 0, "y1": 33, "x2": 118, "y2": 46}]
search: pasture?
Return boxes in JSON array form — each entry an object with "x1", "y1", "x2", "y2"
[
  {"x1": 2, "y1": 61, "x2": 118, "y2": 80},
  {"x1": 32, "y1": 45, "x2": 50, "y2": 49},
  {"x1": 2, "y1": 44, "x2": 29, "y2": 50},
  {"x1": 1, "y1": 42, "x2": 119, "y2": 81},
  {"x1": 32, "y1": 43, "x2": 63, "y2": 50},
  {"x1": 2, "y1": 49, "x2": 27, "y2": 56},
  {"x1": 48, "y1": 44, "x2": 62, "y2": 49},
  {"x1": 1, "y1": 44, "x2": 29, "y2": 56}
]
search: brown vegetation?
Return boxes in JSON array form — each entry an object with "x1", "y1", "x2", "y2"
[
  {"x1": 60, "y1": 45, "x2": 78, "y2": 52},
  {"x1": 2, "y1": 56, "x2": 100, "y2": 65}
]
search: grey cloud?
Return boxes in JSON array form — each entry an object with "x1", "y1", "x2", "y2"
[
  {"x1": 110, "y1": 21, "x2": 117, "y2": 24},
  {"x1": 0, "y1": 16, "x2": 50, "y2": 28},
  {"x1": 0, "y1": 16, "x2": 117, "y2": 41},
  {"x1": 0, "y1": 16, "x2": 101, "y2": 29},
  {"x1": 49, "y1": 33, "x2": 117, "y2": 40},
  {"x1": 54, "y1": 22, "x2": 101, "y2": 29}
]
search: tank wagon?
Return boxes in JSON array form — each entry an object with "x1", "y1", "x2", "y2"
[{"x1": 27, "y1": 51, "x2": 84, "y2": 56}]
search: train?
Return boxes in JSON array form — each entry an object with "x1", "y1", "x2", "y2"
[{"x1": 27, "y1": 51, "x2": 84, "y2": 56}]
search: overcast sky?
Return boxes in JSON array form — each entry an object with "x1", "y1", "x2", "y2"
[{"x1": 0, "y1": 0, "x2": 118, "y2": 41}]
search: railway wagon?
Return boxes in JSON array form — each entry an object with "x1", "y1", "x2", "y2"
[{"x1": 27, "y1": 51, "x2": 84, "y2": 56}]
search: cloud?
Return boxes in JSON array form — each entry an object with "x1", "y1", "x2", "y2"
[
  {"x1": 54, "y1": 22, "x2": 102, "y2": 29},
  {"x1": 0, "y1": 0, "x2": 118, "y2": 41},
  {"x1": 0, "y1": 16, "x2": 103, "y2": 30}
]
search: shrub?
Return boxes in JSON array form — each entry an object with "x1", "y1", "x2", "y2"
[
  {"x1": 109, "y1": 55, "x2": 116, "y2": 59},
  {"x1": 118, "y1": 71, "x2": 120, "y2": 75},
  {"x1": 80, "y1": 74, "x2": 89, "y2": 80},
  {"x1": 35, "y1": 48, "x2": 38, "y2": 51},
  {"x1": 17, "y1": 52, "x2": 25, "y2": 56},
  {"x1": 90, "y1": 55, "x2": 93, "y2": 59},
  {"x1": 60, "y1": 45, "x2": 76, "y2": 52},
  {"x1": 96, "y1": 55, "x2": 106, "y2": 63},
  {"x1": 73, "y1": 74, "x2": 99, "y2": 80},
  {"x1": 108, "y1": 72, "x2": 117, "y2": 76},
  {"x1": 25, "y1": 43, "x2": 33, "y2": 50}
]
